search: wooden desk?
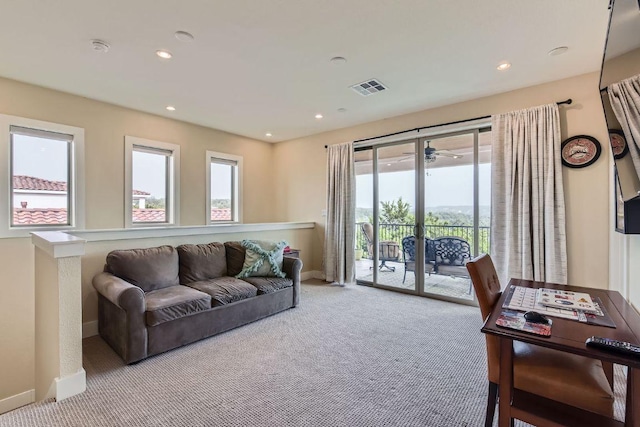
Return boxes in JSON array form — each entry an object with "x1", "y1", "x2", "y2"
[{"x1": 482, "y1": 278, "x2": 640, "y2": 427}]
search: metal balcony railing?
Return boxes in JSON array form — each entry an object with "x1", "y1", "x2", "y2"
[{"x1": 356, "y1": 222, "x2": 490, "y2": 258}]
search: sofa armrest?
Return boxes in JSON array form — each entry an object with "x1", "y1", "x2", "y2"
[
  {"x1": 92, "y1": 272, "x2": 145, "y2": 312},
  {"x1": 92, "y1": 272, "x2": 147, "y2": 364},
  {"x1": 283, "y1": 256, "x2": 303, "y2": 307}
]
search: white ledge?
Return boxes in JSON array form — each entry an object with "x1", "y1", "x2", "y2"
[
  {"x1": 31, "y1": 231, "x2": 86, "y2": 258},
  {"x1": 68, "y1": 222, "x2": 315, "y2": 242}
]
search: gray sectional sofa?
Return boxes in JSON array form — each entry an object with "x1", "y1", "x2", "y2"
[{"x1": 92, "y1": 241, "x2": 302, "y2": 364}]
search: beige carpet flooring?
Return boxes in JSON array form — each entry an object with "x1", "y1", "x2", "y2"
[{"x1": 0, "y1": 281, "x2": 627, "y2": 426}]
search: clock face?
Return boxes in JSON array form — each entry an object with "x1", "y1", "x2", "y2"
[
  {"x1": 561, "y1": 135, "x2": 601, "y2": 168},
  {"x1": 609, "y1": 130, "x2": 628, "y2": 159}
]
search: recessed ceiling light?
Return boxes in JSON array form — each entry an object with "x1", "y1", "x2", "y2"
[
  {"x1": 330, "y1": 56, "x2": 347, "y2": 65},
  {"x1": 496, "y1": 62, "x2": 511, "y2": 71},
  {"x1": 337, "y1": 108, "x2": 347, "y2": 113},
  {"x1": 387, "y1": 163, "x2": 391, "y2": 166},
  {"x1": 315, "y1": 114, "x2": 323, "y2": 119},
  {"x1": 156, "y1": 50, "x2": 173, "y2": 59},
  {"x1": 175, "y1": 31, "x2": 195, "y2": 42},
  {"x1": 548, "y1": 46, "x2": 569, "y2": 56},
  {"x1": 166, "y1": 106, "x2": 176, "y2": 111},
  {"x1": 265, "y1": 133, "x2": 272, "y2": 137},
  {"x1": 91, "y1": 40, "x2": 110, "y2": 53}
]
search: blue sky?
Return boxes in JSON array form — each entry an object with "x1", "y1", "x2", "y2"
[{"x1": 357, "y1": 163, "x2": 491, "y2": 209}]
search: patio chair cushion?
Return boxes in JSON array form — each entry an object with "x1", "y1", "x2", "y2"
[{"x1": 379, "y1": 241, "x2": 399, "y2": 260}]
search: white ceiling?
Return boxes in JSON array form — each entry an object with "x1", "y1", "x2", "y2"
[{"x1": 0, "y1": 0, "x2": 610, "y2": 143}]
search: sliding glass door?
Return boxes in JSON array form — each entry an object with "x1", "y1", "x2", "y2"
[{"x1": 355, "y1": 126, "x2": 491, "y2": 304}]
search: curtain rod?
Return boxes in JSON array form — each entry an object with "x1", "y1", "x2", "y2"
[{"x1": 324, "y1": 98, "x2": 572, "y2": 148}]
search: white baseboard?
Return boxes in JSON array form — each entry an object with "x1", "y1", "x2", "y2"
[
  {"x1": 0, "y1": 389, "x2": 34, "y2": 414},
  {"x1": 301, "y1": 270, "x2": 325, "y2": 281},
  {"x1": 55, "y1": 369, "x2": 86, "y2": 402},
  {"x1": 82, "y1": 320, "x2": 98, "y2": 338}
]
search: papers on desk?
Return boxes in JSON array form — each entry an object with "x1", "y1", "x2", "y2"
[
  {"x1": 536, "y1": 288, "x2": 598, "y2": 314},
  {"x1": 501, "y1": 285, "x2": 616, "y2": 328}
]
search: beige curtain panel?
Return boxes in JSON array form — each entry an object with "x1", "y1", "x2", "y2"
[
  {"x1": 491, "y1": 104, "x2": 567, "y2": 285},
  {"x1": 323, "y1": 142, "x2": 356, "y2": 285},
  {"x1": 608, "y1": 74, "x2": 640, "y2": 180}
]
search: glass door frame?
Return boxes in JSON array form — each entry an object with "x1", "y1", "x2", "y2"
[
  {"x1": 416, "y1": 129, "x2": 480, "y2": 306},
  {"x1": 356, "y1": 122, "x2": 489, "y2": 306},
  {"x1": 368, "y1": 138, "x2": 421, "y2": 295}
]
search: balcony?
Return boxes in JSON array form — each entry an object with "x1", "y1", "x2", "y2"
[{"x1": 355, "y1": 222, "x2": 490, "y2": 301}]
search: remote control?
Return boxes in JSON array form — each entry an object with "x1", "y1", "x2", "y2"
[{"x1": 585, "y1": 336, "x2": 640, "y2": 357}]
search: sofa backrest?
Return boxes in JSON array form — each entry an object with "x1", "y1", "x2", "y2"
[
  {"x1": 224, "y1": 241, "x2": 246, "y2": 277},
  {"x1": 176, "y1": 242, "x2": 227, "y2": 284},
  {"x1": 106, "y1": 245, "x2": 179, "y2": 292}
]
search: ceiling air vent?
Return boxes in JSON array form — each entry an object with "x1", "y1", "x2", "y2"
[{"x1": 350, "y1": 79, "x2": 388, "y2": 97}]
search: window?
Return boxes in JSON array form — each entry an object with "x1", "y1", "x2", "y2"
[
  {"x1": 206, "y1": 151, "x2": 242, "y2": 224},
  {"x1": 0, "y1": 114, "x2": 84, "y2": 237},
  {"x1": 125, "y1": 136, "x2": 180, "y2": 227}
]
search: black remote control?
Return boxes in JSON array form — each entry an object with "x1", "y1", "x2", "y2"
[{"x1": 585, "y1": 336, "x2": 640, "y2": 357}]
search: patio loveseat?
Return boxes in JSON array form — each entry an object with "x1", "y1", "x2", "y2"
[
  {"x1": 401, "y1": 236, "x2": 472, "y2": 284},
  {"x1": 92, "y1": 241, "x2": 302, "y2": 364}
]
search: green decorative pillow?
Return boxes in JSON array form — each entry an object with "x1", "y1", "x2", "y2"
[{"x1": 236, "y1": 240, "x2": 287, "y2": 279}]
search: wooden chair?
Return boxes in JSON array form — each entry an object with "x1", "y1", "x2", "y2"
[{"x1": 466, "y1": 254, "x2": 615, "y2": 427}]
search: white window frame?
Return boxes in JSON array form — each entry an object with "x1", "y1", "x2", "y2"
[
  {"x1": 125, "y1": 136, "x2": 180, "y2": 228},
  {"x1": 206, "y1": 150, "x2": 242, "y2": 224},
  {"x1": 0, "y1": 114, "x2": 84, "y2": 238}
]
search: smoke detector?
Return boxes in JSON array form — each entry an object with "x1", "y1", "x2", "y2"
[
  {"x1": 350, "y1": 79, "x2": 388, "y2": 97},
  {"x1": 91, "y1": 40, "x2": 110, "y2": 53}
]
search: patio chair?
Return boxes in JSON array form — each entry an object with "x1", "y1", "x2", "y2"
[
  {"x1": 432, "y1": 236, "x2": 473, "y2": 293},
  {"x1": 400, "y1": 236, "x2": 436, "y2": 283},
  {"x1": 361, "y1": 222, "x2": 400, "y2": 272}
]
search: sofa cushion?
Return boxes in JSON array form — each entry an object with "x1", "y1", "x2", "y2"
[
  {"x1": 186, "y1": 276, "x2": 258, "y2": 306},
  {"x1": 224, "y1": 241, "x2": 246, "y2": 277},
  {"x1": 144, "y1": 285, "x2": 211, "y2": 327},
  {"x1": 106, "y1": 245, "x2": 179, "y2": 292},
  {"x1": 237, "y1": 240, "x2": 287, "y2": 278},
  {"x1": 177, "y1": 242, "x2": 227, "y2": 284},
  {"x1": 242, "y1": 277, "x2": 293, "y2": 295}
]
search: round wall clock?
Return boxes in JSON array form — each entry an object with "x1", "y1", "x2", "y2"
[
  {"x1": 561, "y1": 135, "x2": 601, "y2": 168},
  {"x1": 609, "y1": 129, "x2": 629, "y2": 160}
]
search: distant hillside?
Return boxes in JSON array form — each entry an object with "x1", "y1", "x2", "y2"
[{"x1": 356, "y1": 205, "x2": 490, "y2": 226}]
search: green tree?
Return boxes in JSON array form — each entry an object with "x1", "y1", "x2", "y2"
[
  {"x1": 379, "y1": 197, "x2": 414, "y2": 224},
  {"x1": 144, "y1": 197, "x2": 165, "y2": 209},
  {"x1": 211, "y1": 199, "x2": 231, "y2": 209}
]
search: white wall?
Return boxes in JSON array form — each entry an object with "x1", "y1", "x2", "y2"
[
  {"x1": 274, "y1": 71, "x2": 612, "y2": 290},
  {"x1": 0, "y1": 75, "x2": 290, "y2": 411},
  {"x1": 13, "y1": 192, "x2": 66, "y2": 209}
]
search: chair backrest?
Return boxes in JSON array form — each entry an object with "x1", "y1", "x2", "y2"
[
  {"x1": 466, "y1": 254, "x2": 501, "y2": 323},
  {"x1": 434, "y1": 236, "x2": 471, "y2": 266},
  {"x1": 425, "y1": 238, "x2": 436, "y2": 263},
  {"x1": 401, "y1": 236, "x2": 416, "y2": 262},
  {"x1": 402, "y1": 236, "x2": 436, "y2": 263},
  {"x1": 466, "y1": 253, "x2": 502, "y2": 383},
  {"x1": 361, "y1": 222, "x2": 373, "y2": 244}
]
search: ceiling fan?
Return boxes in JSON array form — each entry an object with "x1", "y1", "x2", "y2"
[{"x1": 400, "y1": 140, "x2": 463, "y2": 163}]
